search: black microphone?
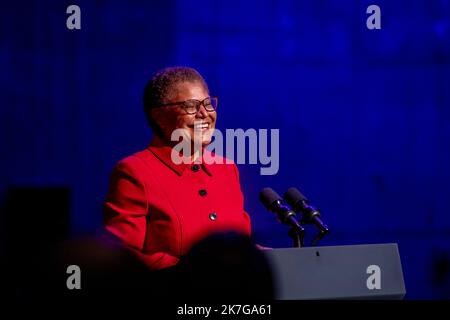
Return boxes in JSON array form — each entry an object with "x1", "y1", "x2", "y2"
[
  {"x1": 284, "y1": 187, "x2": 330, "y2": 234},
  {"x1": 259, "y1": 187, "x2": 304, "y2": 233}
]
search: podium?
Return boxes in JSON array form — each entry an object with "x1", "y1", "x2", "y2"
[{"x1": 262, "y1": 243, "x2": 406, "y2": 300}]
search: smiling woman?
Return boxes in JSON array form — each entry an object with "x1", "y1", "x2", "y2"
[
  {"x1": 103, "y1": 66, "x2": 253, "y2": 270},
  {"x1": 148, "y1": 80, "x2": 217, "y2": 149}
]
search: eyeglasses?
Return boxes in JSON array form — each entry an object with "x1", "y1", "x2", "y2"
[{"x1": 158, "y1": 97, "x2": 218, "y2": 115}]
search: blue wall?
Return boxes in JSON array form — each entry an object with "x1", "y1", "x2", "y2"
[{"x1": 1, "y1": 0, "x2": 449, "y2": 299}]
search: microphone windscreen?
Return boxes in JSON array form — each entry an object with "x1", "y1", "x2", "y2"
[
  {"x1": 284, "y1": 187, "x2": 307, "y2": 207},
  {"x1": 259, "y1": 187, "x2": 282, "y2": 209}
]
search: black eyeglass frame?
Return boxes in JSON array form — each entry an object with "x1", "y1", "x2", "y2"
[{"x1": 156, "y1": 96, "x2": 218, "y2": 115}]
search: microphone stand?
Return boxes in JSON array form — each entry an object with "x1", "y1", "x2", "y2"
[
  {"x1": 288, "y1": 225, "x2": 305, "y2": 248},
  {"x1": 311, "y1": 230, "x2": 328, "y2": 247},
  {"x1": 269, "y1": 199, "x2": 305, "y2": 248}
]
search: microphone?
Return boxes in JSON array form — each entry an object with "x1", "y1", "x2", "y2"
[
  {"x1": 259, "y1": 187, "x2": 304, "y2": 233},
  {"x1": 284, "y1": 187, "x2": 330, "y2": 235}
]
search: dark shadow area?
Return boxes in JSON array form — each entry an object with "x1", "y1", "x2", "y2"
[
  {"x1": 177, "y1": 232, "x2": 275, "y2": 301},
  {"x1": 0, "y1": 186, "x2": 70, "y2": 304},
  {"x1": 1, "y1": 206, "x2": 274, "y2": 306}
]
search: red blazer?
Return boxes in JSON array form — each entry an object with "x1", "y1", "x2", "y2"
[{"x1": 104, "y1": 137, "x2": 252, "y2": 270}]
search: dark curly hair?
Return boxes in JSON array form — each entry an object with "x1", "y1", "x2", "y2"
[{"x1": 143, "y1": 66, "x2": 209, "y2": 136}]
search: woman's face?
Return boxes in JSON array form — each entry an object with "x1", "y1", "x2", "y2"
[{"x1": 151, "y1": 81, "x2": 217, "y2": 148}]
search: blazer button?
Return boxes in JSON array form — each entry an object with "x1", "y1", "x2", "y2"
[
  {"x1": 209, "y1": 212, "x2": 217, "y2": 221},
  {"x1": 191, "y1": 164, "x2": 200, "y2": 172},
  {"x1": 199, "y1": 189, "x2": 207, "y2": 196}
]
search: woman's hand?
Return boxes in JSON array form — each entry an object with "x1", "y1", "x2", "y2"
[{"x1": 255, "y1": 244, "x2": 273, "y2": 250}]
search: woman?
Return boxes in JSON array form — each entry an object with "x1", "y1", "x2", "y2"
[{"x1": 104, "y1": 66, "x2": 252, "y2": 270}]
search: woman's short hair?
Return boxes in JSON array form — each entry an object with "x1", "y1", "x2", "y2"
[{"x1": 143, "y1": 66, "x2": 209, "y2": 134}]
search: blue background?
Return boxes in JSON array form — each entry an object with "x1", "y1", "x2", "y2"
[{"x1": 1, "y1": 0, "x2": 449, "y2": 299}]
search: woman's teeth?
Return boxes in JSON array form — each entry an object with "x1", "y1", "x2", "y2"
[{"x1": 194, "y1": 123, "x2": 209, "y2": 130}]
